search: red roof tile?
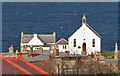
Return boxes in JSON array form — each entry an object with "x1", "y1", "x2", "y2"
[
  {"x1": 0, "y1": 54, "x2": 51, "y2": 75},
  {"x1": 56, "y1": 38, "x2": 68, "y2": 45}
]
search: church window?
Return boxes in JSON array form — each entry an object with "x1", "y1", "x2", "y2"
[
  {"x1": 74, "y1": 39, "x2": 76, "y2": 47},
  {"x1": 92, "y1": 39, "x2": 95, "y2": 47}
]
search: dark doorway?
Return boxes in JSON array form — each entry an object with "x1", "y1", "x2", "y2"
[{"x1": 83, "y1": 42, "x2": 86, "y2": 52}]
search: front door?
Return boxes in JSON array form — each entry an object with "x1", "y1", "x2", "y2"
[{"x1": 83, "y1": 42, "x2": 86, "y2": 52}]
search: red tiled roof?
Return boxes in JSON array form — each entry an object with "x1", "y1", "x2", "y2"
[
  {"x1": 56, "y1": 38, "x2": 68, "y2": 45},
  {"x1": 0, "y1": 54, "x2": 52, "y2": 75}
]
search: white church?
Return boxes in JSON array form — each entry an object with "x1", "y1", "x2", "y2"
[{"x1": 57, "y1": 15, "x2": 101, "y2": 55}]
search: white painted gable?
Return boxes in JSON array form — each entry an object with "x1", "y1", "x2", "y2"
[{"x1": 27, "y1": 34, "x2": 44, "y2": 45}]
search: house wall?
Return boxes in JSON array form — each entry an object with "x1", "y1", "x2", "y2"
[
  {"x1": 58, "y1": 45, "x2": 69, "y2": 52},
  {"x1": 21, "y1": 44, "x2": 50, "y2": 51},
  {"x1": 68, "y1": 24, "x2": 101, "y2": 55}
]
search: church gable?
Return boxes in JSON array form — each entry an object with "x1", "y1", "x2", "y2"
[{"x1": 69, "y1": 15, "x2": 101, "y2": 39}]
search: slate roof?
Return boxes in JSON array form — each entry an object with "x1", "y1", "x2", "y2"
[
  {"x1": 25, "y1": 53, "x2": 49, "y2": 61},
  {"x1": 56, "y1": 38, "x2": 68, "y2": 45},
  {"x1": 0, "y1": 54, "x2": 50, "y2": 74},
  {"x1": 21, "y1": 34, "x2": 55, "y2": 44},
  {"x1": 25, "y1": 52, "x2": 83, "y2": 62}
]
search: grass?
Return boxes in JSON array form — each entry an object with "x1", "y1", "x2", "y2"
[{"x1": 101, "y1": 51, "x2": 114, "y2": 58}]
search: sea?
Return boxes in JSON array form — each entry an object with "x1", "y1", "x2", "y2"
[{"x1": 2, "y1": 2, "x2": 118, "y2": 52}]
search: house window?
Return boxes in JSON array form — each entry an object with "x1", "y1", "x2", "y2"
[
  {"x1": 92, "y1": 39, "x2": 95, "y2": 47},
  {"x1": 63, "y1": 45, "x2": 64, "y2": 49},
  {"x1": 73, "y1": 39, "x2": 76, "y2": 47},
  {"x1": 65, "y1": 45, "x2": 67, "y2": 49}
]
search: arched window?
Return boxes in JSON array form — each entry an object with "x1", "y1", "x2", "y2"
[
  {"x1": 73, "y1": 39, "x2": 76, "y2": 47},
  {"x1": 92, "y1": 39, "x2": 95, "y2": 47}
]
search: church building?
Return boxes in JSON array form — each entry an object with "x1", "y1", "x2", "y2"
[{"x1": 68, "y1": 15, "x2": 101, "y2": 55}]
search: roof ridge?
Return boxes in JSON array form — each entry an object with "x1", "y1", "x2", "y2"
[
  {"x1": 56, "y1": 38, "x2": 68, "y2": 44},
  {"x1": 23, "y1": 34, "x2": 53, "y2": 36},
  {"x1": 38, "y1": 34, "x2": 53, "y2": 36}
]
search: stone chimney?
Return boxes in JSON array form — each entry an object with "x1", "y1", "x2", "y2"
[
  {"x1": 29, "y1": 45, "x2": 33, "y2": 55},
  {"x1": 115, "y1": 43, "x2": 118, "y2": 51},
  {"x1": 53, "y1": 32, "x2": 56, "y2": 43},
  {"x1": 115, "y1": 43, "x2": 118, "y2": 59},
  {"x1": 15, "y1": 50, "x2": 18, "y2": 58},
  {"x1": 91, "y1": 52, "x2": 94, "y2": 58},
  {"x1": 21, "y1": 32, "x2": 23, "y2": 37},
  {"x1": 22, "y1": 45, "x2": 26, "y2": 52},
  {"x1": 56, "y1": 49, "x2": 59, "y2": 56},
  {"x1": 20, "y1": 52, "x2": 22, "y2": 58},
  {"x1": 16, "y1": 50, "x2": 18, "y2": 54},
  {"x1": 34, "y1": 33, "x2": 37, "y2": 38}
]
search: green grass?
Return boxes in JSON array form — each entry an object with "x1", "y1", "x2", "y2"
[{"x1": 101, "y1": 51, "x2": 114, "y2": 58}]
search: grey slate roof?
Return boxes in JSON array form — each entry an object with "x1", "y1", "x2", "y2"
[
  {"x1": 38, "y1": 35, "x2": 54, "y2": 44},
  {"x1": 24, "y1": 53, "x2": 49, "y2": 61},
  {"x1": 22, "y1": 35, "x2": 34, "y2": 43},
  {"x1": 21, "y1": 34, "x2": 55, "y2": 44}
]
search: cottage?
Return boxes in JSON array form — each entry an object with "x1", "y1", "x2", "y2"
[
  {"x1": 20, "y1": 32, "x2": 56, "y2": 52},
  {"x1": 56, "y1": 38, "x2": 69, "y2": 53},
  {"x1": 68, "y1": 15, "x2": 101, "y2": 55}
]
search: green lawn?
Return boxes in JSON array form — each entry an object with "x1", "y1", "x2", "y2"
[{"x1": 101, "y1": 51, "x2": 114, "y2": 58}]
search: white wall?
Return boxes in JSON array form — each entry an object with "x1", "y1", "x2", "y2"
[
  {"x1": 68, "y1": 23, "x2": 101, "y2": 55},
  {"x1": 58, "y1": 45, "x2": 69, "y2": 52}
]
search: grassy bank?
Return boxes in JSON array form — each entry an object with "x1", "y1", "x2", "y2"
[{"x1": 101, "y1": 51, "x2": 114, "y2": 59}]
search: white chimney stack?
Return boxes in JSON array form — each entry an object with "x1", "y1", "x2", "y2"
[
  {"x1": 34, "y1": 33, "x2": 37, "y2": 38},
  {"x1": 115, "y1": 43, "x2": 118, "y2": 51},
  {"x1": 53, "y1": 32, "x2": 56, "y2": 43},
  {"x1": 21, "y1": 32, "x2": 23, "y2": 37},
  {"x1": 115, "y1": 43, "x2": 118, "y2": 59}
]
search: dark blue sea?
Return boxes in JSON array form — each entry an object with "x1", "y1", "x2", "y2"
[{"x1": 2, "y1": 2, "x2": 118, "y2": 52}]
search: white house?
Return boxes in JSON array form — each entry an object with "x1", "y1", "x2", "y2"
[
  {"x1": 56, "y1": 38, "x2": 69, "y2": 52},
  {"x1": 68, "y1": 15, "x2": 101, "y2": 55},
  {"x1": 20, "y1": 32, "x2": 56, "y2": 51}
]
